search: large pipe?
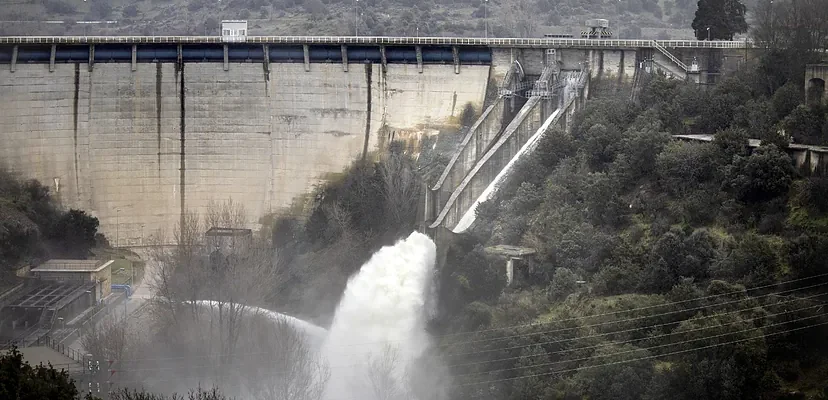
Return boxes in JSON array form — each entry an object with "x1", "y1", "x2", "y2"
[{"x1": 0, "y1": 44, "x2": 492, "y2": 64}]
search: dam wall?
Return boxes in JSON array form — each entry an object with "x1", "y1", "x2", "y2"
[
  {"x1": 0, "y1": 37, "x2": 753, "y2": 243},
  {"x1": 0, "y1": 62, "x2": 489, "y2": 245}
]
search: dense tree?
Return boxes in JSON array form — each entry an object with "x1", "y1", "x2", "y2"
[
  {"x1": 48, "y1": 209, "x2": 99, "y2": 258},
  {"x1": 691, "y1": 0, "x2": 748, "y2": 40},
  {"x1": 722, "y1": 145, "x2": 794, "y2": 203},
  {"x1": 656, "y1": 141, "x2": 717, "y2": 197},
  {"x1": 549, "y1": 267, "x2": 578, "y2": 299},
  {"x1": 438, "y1": 238, "x2": 506, "y2": 318},
  {"x1": 718, "y1": 233, "x2": 782, "y2": 286},
  {"x1": 645, "y1": 228, "x2": 716, "y2": 292},
  {"x1": 782, "y1": 105, "x2": 827, "y2": 145},
  {"x1": 0, "y1": 347, "x2": 86, "y2": 400}
]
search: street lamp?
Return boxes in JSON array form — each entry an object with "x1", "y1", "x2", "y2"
[
  {"x1": 706, "y1": 27, "x2": 711, "y2": 41},
  {"x1": 117, "y1": 268, "x2": 131, "y2": 317},
  {"x1": 115, "y1": 208, "x2": 121, "y2": 247},
  {"x1": 57, "y1": 317, "x2": 65, "y2": 330}
]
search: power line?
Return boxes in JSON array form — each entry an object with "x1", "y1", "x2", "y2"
[
  {"x1": 433, "y1": 272, "x2": 828, "y2": 342},
  {"x1": 103, "y1": 314, "x2": 828, "y2": 397},
  {"x1": 450, "y1": 302, "x2": 824, "y2": 372},
  {"x1": 440, "y1": 280, "x2": 828, "y2": 352},
  {"x1": 456, "y1": 319, "x2": 828, "y2": 387},
  {"x1": 455, "y1": 313, "x2": 825, "y2": 379},
  {"x1": 112, "y1": 281, "x2": 827, "y2": 366},
  {"x1": 447, "y1": 295, "x2": 825, "y2": 368},
  {"x1": 109, "y1": 297, "x2": 824, "y2": 376},
  {"x1": 130, "y1": 272, "x2": 828, "y2": 359}
]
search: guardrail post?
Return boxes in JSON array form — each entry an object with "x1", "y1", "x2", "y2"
[
  {"x1": 452, "y1": 46, "x2": 460, "y2": 74},
  {"x1": 88, "y1": 45, "x2": 95, "y2": 72},
  {"x1": 341, "y1": 44, "x2": 348, "y2": 72},
  {"x1": 49, "y1": 45, "x2": 56, "y2": 72},
  {"x1": 10, "y1": 45, "x2": 17, "y2": 73},
  {"x1": 303, "y1": 44, "x2": 310, "y2": 72},
  {"x1": 415, "y1": 45, "x2": 423, "y2": 73},
  {"x1": 380, "y1": 45, "x2": 387, "y2": 72},
  {"x1": 223, "y1": 44, "x2": 229, "y2": 71},
  {"x1": 131, "y1": 44, "x2": 137, "y2": 72}
]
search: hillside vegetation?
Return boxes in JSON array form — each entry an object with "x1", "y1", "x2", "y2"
[
  {"x1": 0, "y1": 170, "x2": 101, "y2": 286},
  {"x1": 432, "y1": 59, "x2": 828, "y2": 398},
  {"x1": 0, "y1": 0, "x2": 708, "y2": 38}
]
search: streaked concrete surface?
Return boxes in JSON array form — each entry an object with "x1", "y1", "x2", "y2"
[{"x1": 0, "y1": 62, "x2": 488, "y2": 242}]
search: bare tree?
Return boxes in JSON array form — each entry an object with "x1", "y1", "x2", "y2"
[
  {"x1": 361, "y1": 345, "x2": 410, "y2": 400},
  {"x1": 241, "y1": 314, "x2": 330, "y2": 400},
  {"x1": 80, "y1": 313, "x2": 138, "y2": 363},
  {"x1": 146, "y1": 199, "x2": 278, "y2": 384},
  {"x1": 378, "y1": 148, "x2": 420, "y2": 229}
]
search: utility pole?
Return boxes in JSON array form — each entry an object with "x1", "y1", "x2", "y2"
[
  {"x1": 484, "y1": 0, "x2": 489, "y2": 38},
  {"x1": 115, "y1": 208, "x2": 120, "y2": 247},
  {"x1": 354, "y1": 0, "x2": 359, "y2": 36}
]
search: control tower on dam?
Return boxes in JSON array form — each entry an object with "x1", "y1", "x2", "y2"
[{"x1": 0, "y1": 36, "x2": 754, "y2": 245}]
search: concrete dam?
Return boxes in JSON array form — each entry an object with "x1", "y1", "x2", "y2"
[{"x1": 0, "y1": 36, "x2": 753, "y2": 243}]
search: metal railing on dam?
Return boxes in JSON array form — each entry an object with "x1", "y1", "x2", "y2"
[{"x1": 0, "y1": 35, "x2": 756, "y2": 49}]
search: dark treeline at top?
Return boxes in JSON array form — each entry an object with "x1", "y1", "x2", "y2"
[{"x1": 2, "y1": 0, "x2": 702, "y2": 38}]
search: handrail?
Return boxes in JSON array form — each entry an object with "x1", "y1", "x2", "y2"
[
  {"x1": 431, "y1": 98, "x2": 503, "y2": 190},
  {"x1": 430, "y1": 95, "x2": 579, "y2": 229},
  {"x1": 652, "y1": 40, "x2": 688, "y2": 72},
  {"x1": 0, "y1": 36, "x2": 756, "y2": 49}
]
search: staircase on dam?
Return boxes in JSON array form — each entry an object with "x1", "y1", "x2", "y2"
[
  {"x1": 426, "y1": 68, "x2": 588, "y2": 232},
  {"x1": 649, "y1": 40, "x2": 701, "y2": 82}
]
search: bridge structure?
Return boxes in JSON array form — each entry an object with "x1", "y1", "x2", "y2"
[{"x1": 0, "y1": 35, "x2": 759, "y2": 244}]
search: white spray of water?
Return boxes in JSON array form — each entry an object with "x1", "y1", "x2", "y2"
[
  {"x1": 321, "y1": 231, "x2": 437, "y2": 399},
  {"x1": 192, "y1": 300, "x2": 328, "y2": 342}
]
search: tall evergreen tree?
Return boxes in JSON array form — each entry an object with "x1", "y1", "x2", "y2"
[{"x1": 691, "y1": 0, "x2": 748, "y2": 40}]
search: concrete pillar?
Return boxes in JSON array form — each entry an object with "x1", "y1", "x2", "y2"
[
  {"x1": 380, "y1": 45, "x2": 387, "y2": 72},
  {"x1": 341, "y1": 44, "x2": 348, "y2": 72},
  {"x1": 131, "y1": 44, "x2": 137, "y2": 72},
  {"x1": 223, "y1": 45, "x2": 229, "y2": 71},
  {"x1": 303, "y1": 44, "x2": 310, "y2": 72},
  {"x1": 416, "y1": 45, "x2": 423, "y2": 73},
  {"x1": 263, "y1": 45, "x2": 270, "y2": 73},
  {"x1": 452, "y1": 46, "x2": 460, "y2": 74},
  {"x1": 49, "y1": 45, "x2": 56, "y2": 72},
  {"x1": 506, "y1": 258, "x2": 514, "y2": 286},
  {"x1": 88, "y1": 45, "x2": 95, "y2": 72},
  {"x1": 10, "y1": 45, "x2": 17, "y2": 72}
]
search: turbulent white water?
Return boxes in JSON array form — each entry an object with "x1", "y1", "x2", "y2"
[
  {"x1": 322, "y1": 231, "x2": 438, "y2": 399},
  {"x1": 188, "y1": 232, "x2": 437, "y2": 399}
]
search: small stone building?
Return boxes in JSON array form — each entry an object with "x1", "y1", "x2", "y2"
[
  {"x1": 221, "y1": 20, "x2": 248, "y2": 42},
  {"x1": 31, "y1": 259, "x2": 114, "y2": 301}
]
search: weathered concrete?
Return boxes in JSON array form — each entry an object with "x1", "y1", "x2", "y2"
[
  {"x1": 0, "y1": 62, "x2": 488, "y2": 245},
  {"x1": 805, "y1": 64, "x2": 828, "y2": 105},
  {"x1": 429, "y1": 70, "x2": 586, "y2": 231}
]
